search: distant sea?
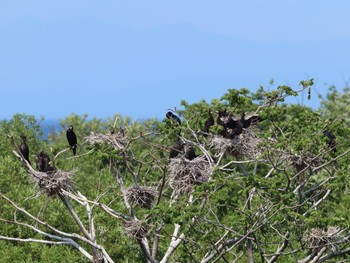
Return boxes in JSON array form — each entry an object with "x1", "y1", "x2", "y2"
[{"x1": 40, "y1": 119, "x2": 63, "y2": 138}]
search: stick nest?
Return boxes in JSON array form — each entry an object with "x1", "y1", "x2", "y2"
[
  {"x1": 211, "y1": 128, "x2": 262, "y2": 159},
  {"x1": 168, "y1": 156, "x2": 211, "y2": 193},
  {"x1": 303, "y1": 227, "x2": 342, "y2": 247},
  {"x1": 125, "y1": 186, "x2": 157, "y2": 209},
  {"x1": 286, "y1": 151, "x2": 323, "y2": 173},
  {"x1": 123, "y1": 220, "x2": 148, "y2": 240},
  {"x1": 85, "y1": 132, "x2": 126, "y2": 150},
  {"x1": 30, "y1": 170, "x2": 75, "y2": 196}
]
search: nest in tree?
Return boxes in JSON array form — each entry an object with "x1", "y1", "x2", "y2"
[
  {"x1": 211, "y1": 128, "x2": 262, "y2": 159},
  {"x1": 168, "y1": 156, "x2": 211, "y2": 193},
  {"x1": 286, "y1": 151, "x2": 323, "y2": 173},
  {"x1": 303, "y1": 227, "x2": 342, "y2": 247},
  {"x1": 123, "y1": 220, "x2": 148, "y2": 240},
  {"x1": 30, "y1": 169, "x2": 75, "y2": 196},
  {"x1": 125, "y1": 186, "x2": 157, "y2": 209},
  {"x1": 85, "y1": 132, "x2": 126, "y2": 150}
]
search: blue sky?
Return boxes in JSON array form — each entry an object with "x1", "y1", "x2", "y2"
[{"x1": 1, "y1": 1, "x2": 349, "y2": 120}]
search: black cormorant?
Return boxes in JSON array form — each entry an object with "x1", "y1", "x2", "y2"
[
  {"x1": 220, "y1": 111, "x2": 262, "y2": 136},
  {"x1": 204, "y1": 109, "x2": 214, "y2": 135},
  {"x1": 242, "y1": 113, "x2": 262, "y2": 128},
  {"x1": 323, "y1": 130, "x2": 337, "y2": 152},
  {"x1": 35, "y1": 151, "x2": 55, "y2": 172},
  {"x1": 184, "y1": 143, "x2": 197, "y2": 160},
  {"x1": 216, "y1": 108, "x2": 228, "y2": 127},
  {"x1": 19, "y1": 135, "x2": 31, "y2": 165},
  {"x1": 169, "y1": 136, "x2": 184, "y2": 159},
  {"x1": 66, "y1": 125, "x2": 77, "y2": 155},
  {"x1": 166, "y1": 112, "x2": 181, "y2": 125}
]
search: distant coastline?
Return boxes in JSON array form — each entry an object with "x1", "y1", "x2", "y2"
[{"x1": 40, "y1": 119, "x2": 63, "y2": 138}]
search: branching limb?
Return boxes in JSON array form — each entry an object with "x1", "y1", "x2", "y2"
[
  {"x1": 62, "y1": 189, "x2": 130, "y2": 221},
  {"x1": 160, "y1": 224, "x2": 185, "y2": 263},
  {"x1": 303, "y1": 189, "x2": 331, "y2": 216},
  {"x1": 319, "y1": 247, "x2": 350, "y2": 262},
  {"x1": 201, "y1": 237, "x2": 240, "y2": 263},
  {"x1": 152, "y1": 222, "x2": 164, "y2": 258},
  {"x1": 310, "y1": 247, "x2": 328, "y2": 263},
  {"x1": 138, "y1": 238, "x2": 158, "y2": 263},
  {"x1": 58, "y1": 192, "x2": 91, "y2": 240},
  {"x1": 267, "y1": 232, "x2": 290, "y2": 263},
  {"x1": 0, "y1": 218, "x2": 94, "y2": 261}
]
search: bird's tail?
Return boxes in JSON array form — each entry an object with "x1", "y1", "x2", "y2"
[{"x1": 72, "y1": 146, "x2": 76, "y2": 155}]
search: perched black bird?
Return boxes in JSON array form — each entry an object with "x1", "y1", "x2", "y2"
[
  {"x1": 242, "y1": 113, "x2": 262, "y2": 128},
  {"x1": 184, "y1": 143, "x2": 197, "y2": 160},
  {"x1": 169, "y1": 136, "x2": 185, "y2": 159},
  {"x1": 204, "y1": 109, "x2": 215, "y2": 135},
  {"x1": 323, "y1": 130, "x2": 337, "y2": 152},
  {"x1": 19, "y1": 135, "x2": 31, "y2": 165},
  {"x1": 166, "y1": 111, "x2": 181, "y2": 125},
  {"x1": 221, "y1": 111, "x2": 262, "y2": 136},
  {"x1": 35, "y1": 151, "x2": 55, "y2": 172},
  {"x1": 216, "y1": 108, "x2": 228, "y2": 127},
  {"x1": 217, "y1": 108, "x2": 232, "y2": 137},
  {"x1": 66, "y1": 125, "x2": 77, "y2": 155}
]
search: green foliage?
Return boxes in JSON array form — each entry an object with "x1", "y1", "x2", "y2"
[{"x1": 0, "y1": 81, "x2": 349, "y2": 262}]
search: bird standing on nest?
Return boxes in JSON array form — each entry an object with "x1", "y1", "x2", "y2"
[
  {"x1": 19, "y1": 135, "x2": 31, "y2": 165},
  {"x1": 35, "y1": 151, "x2": 55, "y2": 172},
  {"x1": 184, "y1": 142, "x2": 197, "y2": 160},
  {"x1": 169, "y1": 136, "x2": 185, "y2": 159},
  {"x1": 66, "y1": 125, "x2": 77, "y2": 155}
]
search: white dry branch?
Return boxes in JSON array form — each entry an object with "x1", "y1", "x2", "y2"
[
  {"x1": 0, "y1": 192, "x2": 115, "y2": 262},
  {"x1": 160, "y1": 223, "x2": 185, "y2": 263}
]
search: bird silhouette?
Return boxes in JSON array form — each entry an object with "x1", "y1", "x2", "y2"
[
  {"x1": 184, "y1": 142, "x2": 197, "y2": 160},
  {"x1": 19, "y1": 135, "x2": 31, "y2": 165},
  {"x1": 166, "y1": 112, "x2": 181, "y2": 125},
  {"x1": 203, "y1": 109, "x2": 214, "y2": 135},
  {"x1": 35, "y1": 151, "x2": 55, "y2": 172},
  {"x1": 169, "y1": 136, "x2": 185, "y2": 159},
  {"x1": 66, "y1": 125, "x2": 77, "y2": 155},
  {"x1": 218, "y1": 111, "x2": 262, "y2": 137},
  {"x1": 323, "y1": 130, "x2": 337, "y2": 152}
]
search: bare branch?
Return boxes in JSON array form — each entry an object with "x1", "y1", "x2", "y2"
[
  {"x1": 268, "y1": 232, "x2": 290, "y2": 263},
  {"x1": 160, "y1": 224, "x2": 185, "y2": 263},
  {"x1": 303, "y1": 189, "x2": 331, "y2": 216}
]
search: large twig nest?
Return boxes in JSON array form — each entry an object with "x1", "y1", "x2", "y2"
[
  {"x1": 211, "y1": 128, "x2": 262, "y2": 159},
  {"x1": 125, "y1": 186, "x2": 157, "y2": 209},
  {"x1": 30, "y1": 170, "x2": 75, "y2": 196},
  {"x1": 85, "y1": 132, "x2": 126, "y2": 150},
  {"x1": 303, "y1": 227, "x2": 342, "y2": 247},
  {"x1": 168, "y1": 156, "x2": 211, "y2": 193},
  {"x1": 284, "y1": 151, "x2": 323, "y2": 173},
  {"x1": 123, "y1": 220, "x2": 148, "y2": 240}
]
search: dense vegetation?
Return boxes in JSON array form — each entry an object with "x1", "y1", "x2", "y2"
[{"x1": 0, "y1": 82, "x2": 349, "y2": 262}]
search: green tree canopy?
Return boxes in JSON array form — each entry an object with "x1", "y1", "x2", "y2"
[{"x1": 0, "y1": 81, "x2": 349, "y2": 262}]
